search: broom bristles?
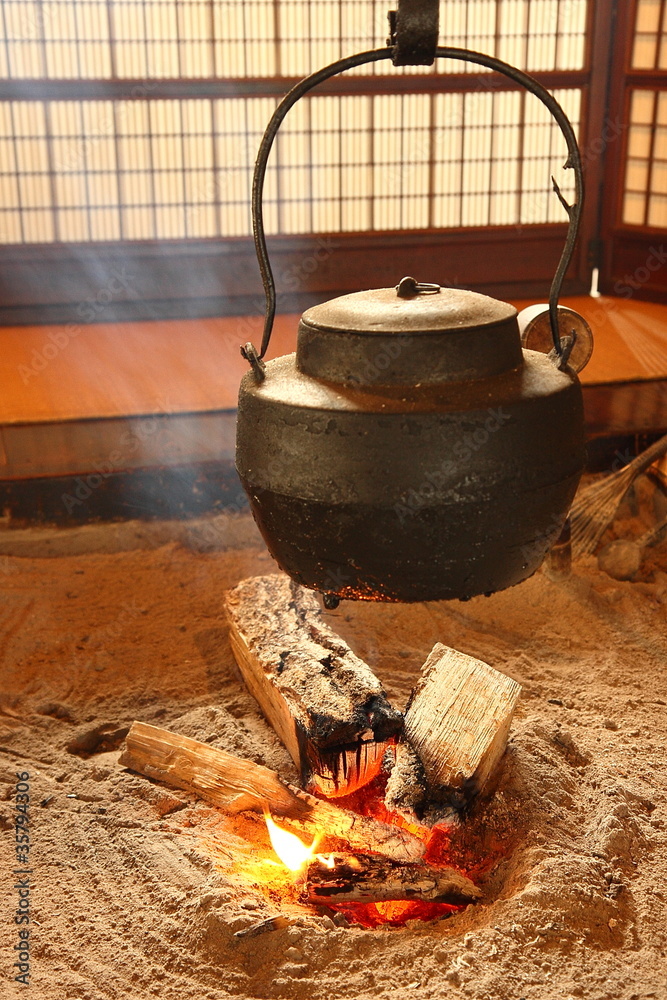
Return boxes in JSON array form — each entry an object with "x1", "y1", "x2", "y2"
[
  {"x1": 570, "y1": 432, "x2": 667, "y2": 557},
  {"x1": 570, "y1": 471, "x2": 635, "y2": 555}
]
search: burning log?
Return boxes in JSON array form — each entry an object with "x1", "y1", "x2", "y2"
[
  {"x1": 120, "y1": 721, "x2": 424, "y2": 863},
  {"x1": 305, "y1": 852, "x2": 481, "y2": 906},
  {"x1": 386, "y1": 643, "x2": 521, "y2": 823},
  {"x1": 224, "y1": 574, "x2": 403, "y2": 797}
]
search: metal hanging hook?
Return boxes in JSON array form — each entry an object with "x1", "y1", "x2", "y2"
[{"x1": 244, "y1": 46, "x2": 584, "y2": 372}]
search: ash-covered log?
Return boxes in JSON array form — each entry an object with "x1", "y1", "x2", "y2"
[
  {"x1": 386, "y1": 643, "x2": 521, "y2": 824},
  {"x1": 305, "y1": 852, "x2": 481, "y2": 906},
  {"x1": 120, "y1": 721, "x2": 424, "y2": 863},
  {"x1": 224, "y1": 574, "x2": 403, "y2": 797},
  {"x1": 384, "y1": 741, "x2": 430, "y2": 820}
]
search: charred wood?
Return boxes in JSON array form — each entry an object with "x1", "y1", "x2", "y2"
[
  {"x1": 120, "y1": 721, "x2": 424, "y2": 863},
  {"x1": 225, "y1": 575, "x2": 403, "y2": 797},
  {"x1": 386, "y1": 643, "x2": 521, "y2": 824},
  {"x1": 305, "y1": 852, "x2": 481, "y2": 905}
]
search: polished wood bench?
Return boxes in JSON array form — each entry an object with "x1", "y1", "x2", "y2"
[{"x1": 1, "y1": 297, "x2": 666, "y2": 521}]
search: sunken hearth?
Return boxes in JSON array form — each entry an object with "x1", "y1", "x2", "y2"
[
  {"x1": 1, "y1": 509, "x2": 666, "y2": 1000},
  {"x1": 120, "y1": 573, "x2": 525, "y2": 928}
]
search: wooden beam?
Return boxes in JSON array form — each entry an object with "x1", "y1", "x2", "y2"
[
  {"x1": 225, "y1": 575, "x2": 402, "y2": 797},
  {"x1": 304, "y1": 852, "x2": 481, "y2": 906},
  {"x1": 120, "y1": 721, "x2": 424, "y2": 863},
  {"x1": 0, "y1": 226, "x2": 582, "y2": 326},
  {"x1": 0, "y1": 70, "x2": 589, "y2": 102},
  {"x1": 387, "y1": 644, "x2": 521, "y2": 823}
]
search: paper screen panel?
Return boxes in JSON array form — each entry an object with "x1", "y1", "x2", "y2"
[
  {"x1": 631, "y1": 0, "x2": 667, "y2": 70},
  {"x1": 0, "y1": 89, "x2": 581, "y2": 244},
  {"x1": 622, "y1": 89, "x2": 667, "y2": 229},
  {"x1": 0, "y1": 0, "x2": 590, "y2": 79},
  {"x1": 0, "y1": 102, "x2": 54, "y2": 243},
  {"x1": 432, "y1": 86, "x2": 579, "y2": 229}
]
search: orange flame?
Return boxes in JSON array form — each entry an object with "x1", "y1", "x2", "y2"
[{"x1": 263, "y1": 810, "x2": 316, "y2": 871}]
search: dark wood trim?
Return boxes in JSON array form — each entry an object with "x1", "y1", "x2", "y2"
[
  {"x1": 0, "y1": 70, "x2": 590, "y2": 103},
  {"x1": 2, "y1": 409, "x2": 665, "y2": 526},
  {"x1": 585, "y1": 430, "x2": 667, "y2": 472},
  {"x1": 598, "y1": 0, "x2": 667, "y2": 300},
  {"x1": 0, "y1": 225, "x2": 587, "y2": 324},
  {"x1": 625, "y1": 0, "x2": 640, "y2": 73},
  {"x1": 583, "y1": 0, "x2": 598, "y2": 72},
  {"x1": 624, "y1": 71, "x2": 667, "y2": 86},
  {"x1": 583, "y1": 378, "x2": 667, "y2": 436},
  {"x1": 0, "y1": 460, "x2": 246, "y2": 526},
  {"x1": 602, "y1": 0, "x2": 633, "y2": 260},
  {"x1": 601, "y1": 229, "x2": 667, "y2": 301},
  {"x1": 0, "y1": 410, "x2": 236, "y2": 481},
  {"x1": 575, "y1": 0, "x2": 620, "y2": 287}
]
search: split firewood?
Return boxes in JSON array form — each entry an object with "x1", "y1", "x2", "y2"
[
  {"x1": 120, "y1": 721, "x2": 424, "y2": 863},
  {"x1": 386, "y1": 643, "x2": 521, "y2": 824},
  {"x1": 304, "y1": 852, "x2": 481, "y2": 906},
  {"x1": 224, "y1": 574, "x2": 402, "y2": 797}
]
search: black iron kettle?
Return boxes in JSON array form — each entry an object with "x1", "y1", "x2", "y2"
[{"x1": 236, "y1": 13, "x2": 589, "y2": 606}]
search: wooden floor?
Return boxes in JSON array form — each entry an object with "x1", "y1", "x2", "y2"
[
  {"x1": 2, "y1": 295, "x2": 667, "y2": 424},
  {"x1": 1, "y1": 295, "x2": 667, "y2": 481},
  {"x1": 0, "y1": 313, "x2": 298, "y2": 424},
  {"x1": 557, "y1": 296, "x2": 667, "y2": 384}
]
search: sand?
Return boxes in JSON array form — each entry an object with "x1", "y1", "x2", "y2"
[{"x1": 1, "y1": 503, "x2": 666, "y2": 1000}]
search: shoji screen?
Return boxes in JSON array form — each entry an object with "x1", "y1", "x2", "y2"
[
  {"x1": 601, "y1": 0, "x2": 667, "y2": 301},
  {"x1": 0, "y1": 0, "x2": 601, "y2": 322}
]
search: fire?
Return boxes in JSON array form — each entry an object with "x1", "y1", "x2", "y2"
[
  {"x1": 263, "y1": 810, "x2": 316, "y2": 871},
  {"x1": 248, "y1": 770, "x2": 498, "y2": 930}
]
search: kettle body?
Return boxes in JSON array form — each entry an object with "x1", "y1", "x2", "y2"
[
  {"x1": 237, "y1": 41, "x2": 589, "y2": 604},
  {"x1": 236, "y1": 283, "x2": 585, "y2": 603}
]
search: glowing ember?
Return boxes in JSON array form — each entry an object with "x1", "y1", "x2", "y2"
[
  {"x1": 257, "y1": 774, "x2": 494, "y2": 928},
  {"x1": 263, "y1": 810, "x2": 316, "y2": 871}
]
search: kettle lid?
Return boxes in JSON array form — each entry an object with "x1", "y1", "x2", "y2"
[
  {"x1": 297, "y1": 278, "x2": 522, "y2": 386},
  {"x1": 302, "y1": 280, "x2": 517, "y2": 336}
]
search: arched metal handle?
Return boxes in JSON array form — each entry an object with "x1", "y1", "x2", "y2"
[{"x1": 245, "y1": 46, "x2": 584, "y2": 368}]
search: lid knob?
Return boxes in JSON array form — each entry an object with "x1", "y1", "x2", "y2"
[{"x1": 396, "y1": 276, "x2": 441, "y2": 298}]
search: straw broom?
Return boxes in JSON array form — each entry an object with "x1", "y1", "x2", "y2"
[{"x1": 570, "y1": 432, "x2": 667, "y2": 558}]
